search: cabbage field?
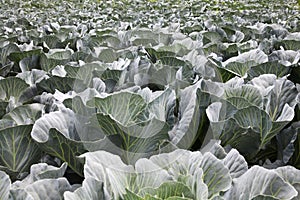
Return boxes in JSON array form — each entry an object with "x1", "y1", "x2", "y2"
[{"x1": 1, "y1": 0, "x2": 300, "y2": 199}]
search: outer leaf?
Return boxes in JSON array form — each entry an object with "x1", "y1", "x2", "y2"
[
  {"x1": 65, "y1": 62, "x2": 107, "y2": 86},
  {"x1": 233, "y1": 106, "x2": 272, "y2": 148},
  {"x1": 80, "y1": 150, "x2": 135, "y2": 199},
  {"x1": 31, "y1": 109, "x2": 86, "y2": 175},
  {"x1": 202, "y1": 31, "x2": 223, "y2": 44},
  {"x1": 148, "y1": 88, "x2": 176, "y2": 126},
  {"x1": 0, "y1": 125, "x2": 41, "y2": 177},
  {"x1": 3, "y1": 103, "x2": 44, "y2": 125},
  {"x1": 36, "y1": 76, "x2": 86, "y2": 94},
  {"x1": 225, "y1": 61, "x2": 255, "y2": 77},
  {"x1": 98, "y1": 48, "x2": 117, "y2": 63},
  {"x1": 222, "y1": 149, "x2": 248, "y2": 179},
  {"x1": 94, "y1": 113, "x2": 169, "y2": 156},
  {"x1": 273, "y1": 122, "x2": 300, "y2": 167},
  {"x1": 11, "y1": 162, "x2": 68, "y2": 189},
  {"x1": 170, "y1": 80, "x2": 212, "y2": 149},
  {"x1": 31, "y1": 108, "x2": 122, "y2": 175},
  {"x1": 145, "y1": 48, "x2": 176, "y2": 63},
  {"x1": 149, "y1": 150, "x2": 208, "y2": 199},
  {"x1": 207, "y1": 58, "x2": 235, "y2": 83},
  {"x1": 63, "y1": 96, "x2": 95, "y2": 116},
  {"x1": 8, "y1": 48, "x2": 42, "y2": 64},
  {"x1": 0, "y1": 62, "x2": 13, "y2": 77},
  {"x1": 87, "y1": 92, "x2": 148, "y2": 126},
  {"x1": 268, "y1": 50, "x2": 300, "y2": 67},
  {"x1": 135, "y1": 158, "x2": 171, "y2": 190},
  {"x1": 157, "y1": 43, "x2": 188, "y2": 56},
  {"x1": 85, "y1": 84, "x2": 171, "y2": 158},
  {"x1": 207, "y1": 75, "x2": 297, "y2": 162},
  {"x1": 224, "y1": 85, "x2": 263, "y2": 109},
  {"x1": 275, "y1": 166, "x2": 300, "y2": 200},
  {"x1": 0, "y1": 43, "x2": 19, "y2": 66},
  {"x1": 0, "y1": 171, "x2": 10, "y2": 200},
  {"x1": 0, "y1": 77, "x2": 29, "y2": 102},
  {"x1": 223, "y1": 49, "x2": 268, "y2": 67},
  {"x1": 16, "y1": 69, "x2": 48, "y2": 86},
  {"x1": 24, "y1": 178, "x2": 72, "y2": 200},
  {"x1": 250, "y1": 75, "x2": 297, "y2": 120},
  {"x1": 200, "y1": 153, "x2": 232, "y2": 198},
  {"x1": 147, "y1": 65, "x2": 177, "y2": 89},
  {"x1": 31, "y1": 109, "x2": 78, "y2": 143},
  {"x1": 186, "y1": 168, "x2": 208, "y2": 200},
  {"x1": 40, "y1": 50, "x2": 72, "y2": 72},
  {"x1": 200, "y1": 139, "x2": 227, "y2": 159},
  {"x1": 248, "y1": 61, "x2": 290, "y2": 79},
  {"x1": 0, "y1": 119, "x2": 15, "y2": 131},
  {"x1": 224, "y1": 166, "x2": 297, "y2": 200},
  {"x1": 19, "y1": 54, "x2": 40, "y2": 72},
  {"x1": 64, "y1": 178, "x2": 105, "y2": 200},
  {"x1": 33, "y1": 128, "x2": 85, "y2": 176},
  {"x1": 159, "y1": 57, "x2": 190, "y2": 68},
  {"x1": 9, "y1": 189, "x2": 33, "y2": 200}
]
